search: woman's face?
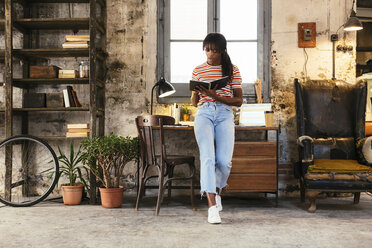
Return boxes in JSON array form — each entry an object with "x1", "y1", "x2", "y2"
[{"x1": 204, "y1": 44, "x2": 222, "y2": 66}]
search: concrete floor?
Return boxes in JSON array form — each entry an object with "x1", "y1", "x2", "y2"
[{"x1": 0, "y1": 193, "x2": 372, "y2": 248}]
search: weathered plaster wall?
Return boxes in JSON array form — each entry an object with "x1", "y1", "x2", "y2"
[
  {"x1": 104, "y1": 0, "x2": 157, "y2": 188},
  {"x1": 0, "y1": 0, "x2": 360, "y2": 193},
  {"x1": 105, "y1": 0, "x2": 156, "y2": 137},
  {"x1": 271, "y1": 0, "x2": 357, "y2": 166}
]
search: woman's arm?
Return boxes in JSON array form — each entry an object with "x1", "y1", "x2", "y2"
[
  {"x1": 190, "y1": 91, "x2": 199, "y2": 107},
  {"x1": 195, "y1": 86, "x2": 243, "y2": 107}
]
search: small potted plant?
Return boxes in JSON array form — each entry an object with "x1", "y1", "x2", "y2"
[
  {"x1": 182, "y1": 106, "x2": 190, "y2": 121},
  {"x1": 57, "y1": 142, "x2": 89, "y2": 205},
  {"x1": 81, "y1": 133, "x2": 138, "y2": 208}
]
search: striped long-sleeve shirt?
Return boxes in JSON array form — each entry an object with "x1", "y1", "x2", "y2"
[{"x1": 192, "y1": 62, "x2": 242, "y2": 105}]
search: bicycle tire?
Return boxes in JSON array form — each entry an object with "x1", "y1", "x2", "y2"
[{"x1": 0, "y1": 135, "x2": 59, "y2": 207}]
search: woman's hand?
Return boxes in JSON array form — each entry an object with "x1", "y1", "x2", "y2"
[
  {"x1": 195, "y1": 85, "x2": 218, "y2": 99},
  {"x1": 196, "y1": 86, "x2": 243, "y2": 107},
  {"x1": 190, "y1": 91, "x2": 199, "y2": 107}
]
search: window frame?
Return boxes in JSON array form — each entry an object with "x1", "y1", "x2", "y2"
[{"x1": 157, "y1": 0, "x2": 272, "y2": 104}]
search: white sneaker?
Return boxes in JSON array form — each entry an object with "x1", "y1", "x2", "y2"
[
  {"x1": 215, "y1": 194, "x2": 223, "y2": 211},
  {"x1": 208, "y1": 205, "x2": 221, "y2": 224}
]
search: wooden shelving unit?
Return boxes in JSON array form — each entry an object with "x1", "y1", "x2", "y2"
[
  {"x1": 2, "y1": 0, "x2": 107, "y2": 204},
  {"x1": 13, "y1": 107, "x2": 90, "y2": 112},
  {"x1": 0, "y1": 19, "x2": 4, "y2": 31},
  {"x1": 12, "y1": 78, "x2": 90, "y2": 88},
  {"x1": 15, "y1": 18, "x2": 90, "y2": 29}
]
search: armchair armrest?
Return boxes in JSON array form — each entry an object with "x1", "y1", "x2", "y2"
[
  {"x1": 297, "y1": 136, "x2": 314, "y2": 163},
  {"x1": 356, "y1": 136, "x2": 372, "y2": 166}
]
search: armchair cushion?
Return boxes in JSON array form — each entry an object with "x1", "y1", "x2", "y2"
[
  {"x1": 307, "y1": 159, "x2": 372, "y2": 173},
  {"x1": 305, "y1": 172, "x2": 372, "y2": 181},
  {"x1": 356, "y1": 137, "x2": 372, "y2": 167}
]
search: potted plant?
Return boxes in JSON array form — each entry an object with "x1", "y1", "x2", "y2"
[
  {"x1": 81, "y1": 133, "x2": 138, "y2": 208},
  {"x1": 57, "y1": 142, "x2": 89, "y2": 205},
  {"x1": 182, "y1": 106, "x2": 190, "y2": 121}
]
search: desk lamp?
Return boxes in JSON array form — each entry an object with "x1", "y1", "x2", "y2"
[{"x1": 151, "y1": 77, "x2": 176, "y2": 114}]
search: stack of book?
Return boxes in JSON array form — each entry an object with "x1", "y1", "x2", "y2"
[
  {"x1": 62, "y1": 35, "x2": 89, "y2": 48},
  {"x1": 66, "y1": 123, "x2": 90, "y2": 138},
  {"x1": 63, "y1": 86, "x2": 82, "y2": 108},
  {"x1": 58, "y1": 69, "x2": 78, "y2": 78}
]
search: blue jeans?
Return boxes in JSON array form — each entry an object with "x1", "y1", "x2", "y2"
[{"x1": 194, "y1": 101, "x2": 235, "y2": 195}]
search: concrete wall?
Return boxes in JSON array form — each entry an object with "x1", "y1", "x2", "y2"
[{"x1": 0, "y1": 0, "x2": 359, "y2": 194}]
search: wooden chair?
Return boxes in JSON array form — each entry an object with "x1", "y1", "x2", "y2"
[{"x1": 135, "y1": 115, "x2": 195, "y2": 215}]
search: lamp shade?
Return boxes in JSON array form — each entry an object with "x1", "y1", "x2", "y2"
[
  {"x1": 150, "y1": 77, "x2": 175, "y2": 114},
  {"x1": 156, "y1": 77, "x2": 176, "y2": 98},
  {"x1": 344, "y1": 10, "x2": 363, "y2": 31}
]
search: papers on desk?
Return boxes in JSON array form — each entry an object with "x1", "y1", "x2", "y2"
[
  {"x1": 239, "y1": 104, "x2": 272, "y2": 126},
  {"x1": 179, "y1": 121, "x2": 194, "y2": 126}
]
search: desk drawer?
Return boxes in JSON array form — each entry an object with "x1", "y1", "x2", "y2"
[
  {"x1": 227, "y1": 174, "x2": 277, "y2": 192},
  {"x1": 231, "y1": 157, "x2": 276, "y2": 174},
  {"x1": 233, "y1": 142, "x2": 276, "y2": 156}
]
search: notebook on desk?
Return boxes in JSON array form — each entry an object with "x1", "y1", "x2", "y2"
[{"x1": 239, "y1": 104, "x2": 272, "y2": 126}]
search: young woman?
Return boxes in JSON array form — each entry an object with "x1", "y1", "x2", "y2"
[{"x1": 191, "y1": 33, "x2": 243, "y2": 224}]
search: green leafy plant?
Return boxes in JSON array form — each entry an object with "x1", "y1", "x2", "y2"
[
  {"x1": 57, "y1": 142, "x2": 90, "y2": 191},
  {"x1": 80, "y1": 133, "x2": 138, "y2": 188},
  {"x1": 182, "y1": 106, "x2": 189, "y2": 114}
]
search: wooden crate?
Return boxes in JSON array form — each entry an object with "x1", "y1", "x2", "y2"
[
  {"x1": 29, "y1": 66, "x2": 59, "y2": 79},
  {"x1": 46, "y1": 92, "x2": 64, "y2": 108},
  {"x1": 23, "y1": 93, "x2": 46, "y2": 108}
]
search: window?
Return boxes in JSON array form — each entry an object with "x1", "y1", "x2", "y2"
[{"x1": 157, "y1": 0, "x2": 271, "y2": 103}]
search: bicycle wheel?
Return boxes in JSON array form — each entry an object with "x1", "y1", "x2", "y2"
[{"x1": 0, "y1": 135, "x2": 59, "y2": 207}]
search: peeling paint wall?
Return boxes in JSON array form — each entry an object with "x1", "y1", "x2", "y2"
[
  {"x1": 271, "y1": 0, "x2": 357, "y2": 165},
  {"x1": 105, "y1": 0, "x2": 155, "y2": 137},
  {"x1": 0, "y1": 1, "x2": 360, "y2": 193}
]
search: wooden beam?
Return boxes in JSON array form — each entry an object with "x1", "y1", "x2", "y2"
[
  {"x1": 5, "y1": 0, "x2": 13, "y2": 202},
  {"x1": 89, "y1": 0, "x2": 98, "y2": 205},
  {"x1": 26, "y1": 0, "x2": 89, "y2": 3},
  {"x1": 13, "y1": 48, "x2": 89, "y2": 58},
  {"x1": 96, "y1": 20, "x2": 105, "y2": 34},
  {"x1": 13, "y1": 107, "x2": 89, "y2": 112},
  {"x1": 97, "y1": 0, "x2": 105, "y2": 8},
  {"x1": 14, "y1": 18, "x2": 89, "y2": 30}
]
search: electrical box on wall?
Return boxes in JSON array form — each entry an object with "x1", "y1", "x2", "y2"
[{"x1": 298, "y1": 22, "x2": 316, "y2": 48}]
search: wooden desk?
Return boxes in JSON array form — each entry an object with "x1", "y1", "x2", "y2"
[{"x1": 154, "y1": 125, "x2": 279, "y2": 205}]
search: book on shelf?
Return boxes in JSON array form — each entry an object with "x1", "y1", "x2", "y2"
[
  {"x1": 62, "y1": 41, "x2": 89, "y2": 48},
  {"x1": 189, "y1": 76, "x2": 229, "y2": 91},
  {"x1": 65, "y1": 35, "x2": 90, "y2": 42},
  {"x1": 58, "y1": 74, "x2": 77, "y2": 79},
  {"x1": 67, "y1": 128, "x2": 90, "y2": 133},
  {"x1": 66, "y1": 86, "x2": 76, "y2": 107},
  {"x1": 67, "y1": 123, "x2": 90, "y2": 129},
  {"x1": 62, "y1": 89, "x2": 70, "y2": 108},
  {"x1": 62, "y1": 86, "x2": 81, "y2": 108},
  {"x1": 71, "y1": 90, "x2": 82, "y2": 107},
  {"x1": 66, "y1": 132, "x2": 89, "y2": 138},
  {"x1": 58, "y1": 70, "x2": 78, "y2": 79}
]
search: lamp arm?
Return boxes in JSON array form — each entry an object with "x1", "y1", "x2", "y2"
[
  {"x1": 150, "y1": 84, "x2": 158, "y2": 115},
  {"x1": 332, "y1": 39, "x2": 336, "y2": 80}
]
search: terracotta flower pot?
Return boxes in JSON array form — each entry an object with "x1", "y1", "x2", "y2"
[
  {"x1": 183, "y1": 113, "x2": 190, "y2": 121},
  {"x1": 99, "y1": 187, "x2": 124, "y2": 208},
  {"x1": 61, "y1": 184, "x2": 84, "y2": 205}
]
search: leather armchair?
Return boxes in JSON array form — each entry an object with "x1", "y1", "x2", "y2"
[{"x1": 294, "y1": 78, "x2": 372, "y2": 212}]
